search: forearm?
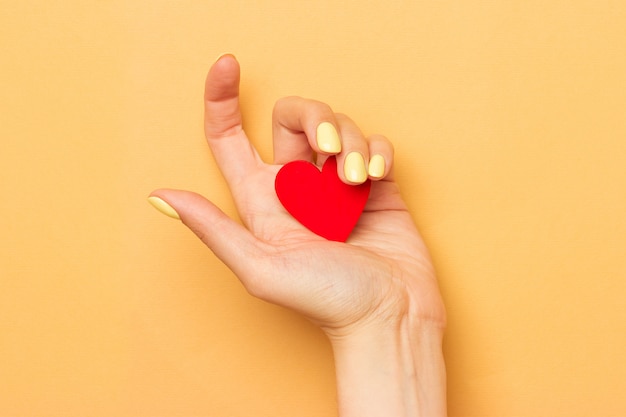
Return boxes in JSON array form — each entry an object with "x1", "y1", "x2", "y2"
[{"x1": 330, "y1": 319, "x2": 447, "y2": 417}]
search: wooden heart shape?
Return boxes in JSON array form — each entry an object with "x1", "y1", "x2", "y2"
[{"x1": 275, "y1": 157, "x2": 371, "y2": 242}]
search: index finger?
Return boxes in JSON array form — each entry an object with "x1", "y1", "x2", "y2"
[{"x1": 204, "y1": 54, "x2": 261, "y2": 187}]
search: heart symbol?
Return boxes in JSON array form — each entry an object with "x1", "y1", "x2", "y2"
[{"x1": 275, "y1": 157, "x2": 371, "y2": 242}]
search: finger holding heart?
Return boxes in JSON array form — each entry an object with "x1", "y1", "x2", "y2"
[
  {"x1": 270, "y1": 99, "x2": 399, "y2": 241},
  {"x1": 272, "y1": 96, "x2": 394, "y2": 185}
]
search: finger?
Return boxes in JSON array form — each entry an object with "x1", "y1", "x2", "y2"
[
  {"x1": 333, "y1": 113, "x2": 370, "y2": 185},
  {"x1": 149, "y1": 189, "x2": 262, "y2": 282},
  {"x1": 148, "y1": 190, "x2": 345, "y2": 316},
  {"x1": 366, "y1": 134, "x2": 395, "y2": 181},
  {"x1": 204, "y1": 54, "x2": 261, "y2": 187},
  {"x1": 272, "y1": 96, "x2": 341, "y2": 165},
  {"x1": 148, "y1": 190, "x2": 304, "y2": 307}
]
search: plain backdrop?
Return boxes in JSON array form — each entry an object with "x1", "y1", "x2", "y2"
[{"x1": 1, "y1": 1, "x2": 625, "y2": 416}]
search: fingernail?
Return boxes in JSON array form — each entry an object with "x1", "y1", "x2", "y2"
[
  {"x1": 368, "y1": 154, "x2": 385, "y2": 178},
  {"x1": 316, "y1": 122, "x2": 341, "y2": 153},
  {"x1": 148, "y1": 196, "x2": 180, "y2": 220},
  {"x1": 344, "y1": 152, "x2": 367, "y2": 183},
  {"x1": 214, "y1": 52, "x2": 235, "y2": 64}
]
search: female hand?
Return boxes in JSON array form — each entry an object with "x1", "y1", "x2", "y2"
[{"x1": 149, "y1": 54, "x2": 447, "y2": 417}]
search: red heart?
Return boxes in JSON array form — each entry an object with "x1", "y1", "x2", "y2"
[{"x1": 275, "y1": 157, "x2": 371, "y2": 242}]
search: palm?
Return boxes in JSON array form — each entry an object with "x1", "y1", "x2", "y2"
[{"x1": 230, "y1": 155, "x2": 437, "y2": 331}]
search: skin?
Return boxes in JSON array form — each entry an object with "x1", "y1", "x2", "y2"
[{"x1": 150, "y1": 54, "x2": 447, "y2": 417}]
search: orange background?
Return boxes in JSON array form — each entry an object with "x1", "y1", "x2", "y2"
[{"x1": 1, "y1": 1, "x2": 625, "y2": 416}]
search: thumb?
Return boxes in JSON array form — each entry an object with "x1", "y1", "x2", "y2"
[{"x1": 148, "y1": 189, "x2": 262, "y2": 280}]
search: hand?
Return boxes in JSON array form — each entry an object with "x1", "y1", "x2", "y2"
[
  {"x1": 149, "y1": 54, "x2": 447, "y2": 417},
  {"x1": 150, "y1": 54, "x2": 445, "y2": 335}
]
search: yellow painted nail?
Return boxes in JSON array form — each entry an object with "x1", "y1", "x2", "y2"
[
  {"x1": 316, "y1": 122, "x2": 341, "y2": 153},
  {"x1": 368, "y1": 154, "x2": 386, "y2": 178},
  {"x1": 148, "y1": 196, "x2": 180, "y2": 220},
  {"x1": 344, "y1": 152, "x2": 367, "y2": 183}
]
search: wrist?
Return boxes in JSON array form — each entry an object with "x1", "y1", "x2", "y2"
[{"x1": 328, "y1": 318, "x2": 446, "y2": 417}]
